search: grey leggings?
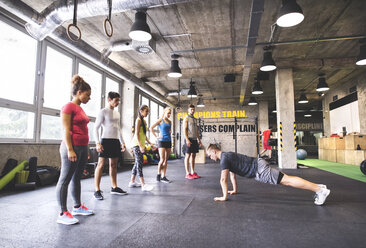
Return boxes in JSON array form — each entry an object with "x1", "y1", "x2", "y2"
[
  {"x1": 56, "y1": 143, "x2": 88, "y2": 212},
  {"x1": 132, "y1": 146, "x2": 144, "y2": 177}
]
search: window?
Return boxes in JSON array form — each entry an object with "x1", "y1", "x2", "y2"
[
  {"x1": 0, "y1": 107, "x2": 34, "y2": 139},
  {"x1": 88, "y1": 121, "x2": 95, "y2": 142},
  {"x1": 105, "y1": 77, "x2": 120, "y2": 107},
  {"x1": 43, "y1": 46, "x2": 73, "y2": 110},
  {"x1": 78, "y1": 63, "x2": 102, "y2": 117},
  {"x1": 41, "y1": 114, "x2": 62, "y2": 140},
  {"x1": 159, "y1": 105, "x2": 164, "y2": 118},
  {"x1": 0, "y1": 20, "x2": 37, "y2": 104},
  {"x1": 150, "y1": 101, "x2": 159, "y2": 143}
]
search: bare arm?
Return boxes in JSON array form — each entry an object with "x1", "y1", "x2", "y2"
[
  {"x1": 196, "y1": 122, "x2": 203, "y2": 147},
  {"x1": 228, "y1": 172, "x2": 237, "y2": 195},
  {"x1": 94, "y1": 110, "x2": 104, "y2": 153},
  {"x1": 214, "y1": 169, "x2": 229, "y2": 202},
  {"x1": 61, "y1": 113, "x2": 77, "y2": 162},
  {"x1": 150, "y1": 118, "x2": 162, "y2": 139}
]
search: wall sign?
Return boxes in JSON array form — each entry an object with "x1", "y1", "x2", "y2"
[{"x1": 177, "y1": 110, "x2": 246, "y2": 120}]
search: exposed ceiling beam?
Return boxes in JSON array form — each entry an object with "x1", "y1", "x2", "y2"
[{"x1": 239, "y1": 0, "x2": 264, "y2": 106}]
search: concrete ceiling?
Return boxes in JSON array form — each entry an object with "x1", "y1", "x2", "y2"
[{"x1": 9, "y1": 0, "x2": 366, "y2": 110}]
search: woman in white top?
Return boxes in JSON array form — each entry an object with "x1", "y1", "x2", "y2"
[{"x1": 93, "y1": 92, "x2": 127, "y2": 200}]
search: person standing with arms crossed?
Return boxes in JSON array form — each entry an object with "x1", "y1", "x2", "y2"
[
  {"x1": 150, "y1": 107, "x2": 172, "y2": 183},
  {"x1": 56, "y1": 75, "x2": 94, "y2": 225},
  {"x1": 129, "y1": 105, "x2": 154, "y2": 191},
  {"x1": 183, "y1": 104, "x2": 203, "y2": 179},
  {"x1": 93, "y1": 91, "x2": 127, "y2": 200}
]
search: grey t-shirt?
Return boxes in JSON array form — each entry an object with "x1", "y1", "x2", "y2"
[{"x1": 220, "y1": 152, "x2": 258, "y2": 178}]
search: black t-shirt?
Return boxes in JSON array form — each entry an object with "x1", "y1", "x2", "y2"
[{"x1": 220, "y1": 152, "x2": 257, "y2": 178}]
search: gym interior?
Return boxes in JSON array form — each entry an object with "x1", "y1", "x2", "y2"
[{"x1": 0, "y1": 0, "x2": 366, "y2": 247}]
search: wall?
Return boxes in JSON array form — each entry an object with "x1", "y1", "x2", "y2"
[
  {"x1": 323, "y1": 74, "x2": 366, "y2": 136},
  {"x1": 176, "y1": 103, "x2": 259, "y2": 157}
]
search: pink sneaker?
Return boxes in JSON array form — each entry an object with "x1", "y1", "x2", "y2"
[
  {"x1": 192, "y1": 172, "x2": 201, "y2": 179},
  {"x1": 185, "y1": 174, "x2": 195, "y2": 179}
]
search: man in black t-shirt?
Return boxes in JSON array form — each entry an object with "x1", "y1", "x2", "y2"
[{"x1": 206, "y1": 144, "x2": 330, "y2": 206}]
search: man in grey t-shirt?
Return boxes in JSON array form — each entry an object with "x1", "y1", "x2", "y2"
[{"x1": 206, "y1": 144, "x2": 330, "y2": 206}]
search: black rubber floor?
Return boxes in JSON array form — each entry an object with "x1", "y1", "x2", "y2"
[{"x1": 1, "y1": 159, "x2": 366, "y2": 248}]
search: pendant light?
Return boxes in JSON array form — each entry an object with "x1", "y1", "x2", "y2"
[
  {"x1": 187, "y1": 80, "x2": 197, "y2": 98},
  {"x1": 316, "y1": 73, "x2": 329, "y2": 92},
  {"x1": 260, "y1": 46, "x2": 276, "y2": 72},
  {"x1": 356, "y1": 43, "x2": 366, "y2": 66},
  {"x1": 276, "y1": 0, "x2": 304, "y2": 27},
  {"x1": 252, "y1": 79, "x2": 263, "y2": 95},
  {"x1": 197, "y1": 95, "x2": 205, "y2": 107},
  {"x1": 298, "y1": 92, "x2": 308, "y2": 104},
  {"x1": 168, "y1": 54, "x2": 182, "y2": 78},
  {"x1": 129, "y1": 10, "x2": 152, "y2": 41},
  {"x1": 248, "y1": 97, "x2": 258, "y2": 106}
]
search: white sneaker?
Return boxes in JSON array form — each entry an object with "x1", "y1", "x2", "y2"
[
  {"x1": 314, "y1": 187, "x2": 330, "y2": 205},
  {"x1": 141, "y1": 184, "x2": 154, "y2": 191},
  {"x1": 128, "y1": 182, "x2": 141, "y2": 188},
  {"x1": 318, "y1": 184, "x2": 327, "y2": 189}
]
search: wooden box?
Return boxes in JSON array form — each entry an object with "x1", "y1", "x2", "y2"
[
  {"x1": 336, "y1": 137, "x2": 345, "y2": 150},
  {"x1": 354, "y1": 150, "x2": 366, "y2": 165},
  {"x1": 195, "y1": 149, "x2": 206, "y2": 164},
  {"x1": 336, "y1": 150, "x2": 345, "y2": 164},
  {"x1": 324, "y1": 149, "x2": 337, "y2": 162},
  {"x1": 318, "y1": 138, "x2": 324, "y2": 149},
  {"x1": 318, "y1": 148, "x2": 324, "y2": 160},
  {"x1": 328, "y1": 137, "x2": 337, "y2": 150},
  {"x1": 345, "y1": 135, "x2": 366, "y2": 150},
  {"x1": 344, "y1": 150, "x2": 366, "y2": 165}
]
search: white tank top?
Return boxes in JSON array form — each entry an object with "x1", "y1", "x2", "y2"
[{"x1": 94, "y1": 108, "x2": 125, "y2": 144}]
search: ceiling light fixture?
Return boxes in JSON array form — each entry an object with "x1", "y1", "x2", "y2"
[
  {"x1": 129, "y1": 10, "x2": 152, "y2": 42},
  {"x1": 272, "y1": 109, "x2": 277, "y2": 113},
  {"x1": 260, "y1": 46, "x2": 276, "y2": 71},
  {"x1": 298, "y1": 92, "x2": 309, "y2": 104},
  {"x1": 252, "y1": 79, "x2": 264, "y2": 95},
  {"x1": 316, "y1": 73, "x2": 329, "y2": 92},
  {"x1": 197, "y1": 95, "x2": 205, "y2": 107},
  {"x1": 168, "y1": 54, "x2": 182, "y2": 78},
  {"x1": 248, "y1": 97, "x2": 258, "y2": 106},
  {"x1": 304, "y1": 113, "x2": 312, "y2": 117},
  {"x1": 356, "y1": 40, "x2": 366, "y2": 65},
  {"x1": 187, "y1": 80, "x2": 197, "y2": 98},
  {"x1": 276, "y1": 0, "x2": 304, "y2": 28}
]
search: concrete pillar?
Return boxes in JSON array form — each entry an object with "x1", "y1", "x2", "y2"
[
  {"x1": 258, "y1": 101, "x2": 269, "y2": 152},
  {"x1": 275, "y1": 69, "x2": 297, "y2": 169}
]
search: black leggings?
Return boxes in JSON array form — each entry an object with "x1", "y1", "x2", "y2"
[{"x1": 132, "y1": 146, "x2": 144, "y2": 177}]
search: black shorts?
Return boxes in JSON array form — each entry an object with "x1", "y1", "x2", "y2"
[
  {"x1": 182, "y1": 138, "x2": 199, "y2": 154},
  {"x1": 158, "y1": 141, "x2": 172, "y2": 149},
  {"x1": 98, "y1": 139, "x2": 121, "y2": 158}
]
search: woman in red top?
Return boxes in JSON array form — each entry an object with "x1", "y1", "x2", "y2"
[
  {"x1": 55, "y1": 75, "x2": 94, "y2": 225},
  {"x1": 260, "y1": 126, "x2": 273, "y2": 159}
]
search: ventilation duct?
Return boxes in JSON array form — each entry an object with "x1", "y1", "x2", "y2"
[{"x1": 16, "y1": 0, "x2": 199, "y2": 41}]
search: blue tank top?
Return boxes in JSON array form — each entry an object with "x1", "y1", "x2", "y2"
[{"x1": 159, "y1": 119, "x2": 171, "y2": 142}]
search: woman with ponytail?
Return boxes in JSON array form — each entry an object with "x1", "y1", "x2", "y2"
[
  {"x1": 56, "y1": 75, "x2": 94, "y2": 225},
  {"x1": 129, "y1": 105, "x2": 154, "y2": 191}
]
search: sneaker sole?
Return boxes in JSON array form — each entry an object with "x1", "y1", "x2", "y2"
[
  {"x1": 94, "y1": 196, "x2": 104, "y2": 200},
  {"x1": 314, "y1": 190, "x2": 330, "y2": 205},
  {"x1": 72, "y1": 212, "x2": 94, "y2": 216},
  {"x1": 57, "y1": 219, "x2": 79, "y2": 225},
  {"x1": 110, "y1": 192, "x2": 128, "y2": 195},
  {"x1": 161, "y1": 180, "x2": 171, "y2": 183}
]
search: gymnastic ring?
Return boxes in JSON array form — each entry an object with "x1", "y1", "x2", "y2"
[
  {"x1": 104, "y1": 18, "x2": 113, "y2": 37},
  {"x1": 67, "y1": 23, "x2": 81, "y2": 42}
]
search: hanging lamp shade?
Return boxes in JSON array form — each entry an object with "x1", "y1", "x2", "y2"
[
  {"x1": 260, "y1": 48, "x2": 276, "y2": 71},
  {"x1": 168, "y1": 54, "x2": 182, "y2": 78},
  {"x1": 356, "y1": 44, "x2": 366, "y2": 66},
  {"x1": 276, "y1": 0, "x2": 304, "y2": 27},
  {"x1": 187, "y1": 81, "x2": 197, "y2": 98},
  {"x1": 248, "y1": 97, "x2": 258, "y2": 106},
  {"x1": 316, "y1": 77, "x2": 329, "y2": 92},
  {"x1": 252, "y1": 80, "x2": 263, "y2": 95},
  {"x1": 298, "y1": 93, "x2": 308, "y2": 104},
  {"x1": 129, "y1": 11, "x2": 152, "y2": 41},
  {"x1": 197, "y1": 97, "x2": 205, "y2": 107}
]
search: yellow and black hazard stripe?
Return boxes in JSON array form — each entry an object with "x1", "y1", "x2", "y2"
[
  {"x1": 259, "y1": 130, "x2": 262, "y2": 149},
  {"x1": 280, "y1": 122, "x2": 283, "y2": 151},
  {"x1": 294, "y1": 122, "x2": 297, "y2": 151}
]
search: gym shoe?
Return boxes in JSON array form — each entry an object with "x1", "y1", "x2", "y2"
[
  {"x1": 314, "y1": 187, "x2": 330, "y2": 205},
  {"x1": 57, "y1": 211, "x2": 79, "y2": 225},
  {"x1": 111, "y1": 187, "x2": 128, "y2": 195},
  {"x1": 141, "y1": 184, "x2": 154, "y2": 191},
  {"x1": 71, "y1": 203, "x2": 94, "y2": 216},
  {"x1": 318, "y1": 184, "x2": 327, "y2": 189},
  {"x1": 156, "y1": 174, "x2": 161, "y2": 182},
  {"x1": 185, "y1": 174, "x2": 195, "y2": 180},
  {"x1": 94, "y1": 190, "x2": 104, "y2": 200},
  {"x1": 192, "y1": 172, "x2": 201, "y2": 179},
  {"x1": 160, "y1": 177, "x2": 171, "y2": 183},
  {"x1": 128, "y1": 181, "x2": 142, "y2": 188}
]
